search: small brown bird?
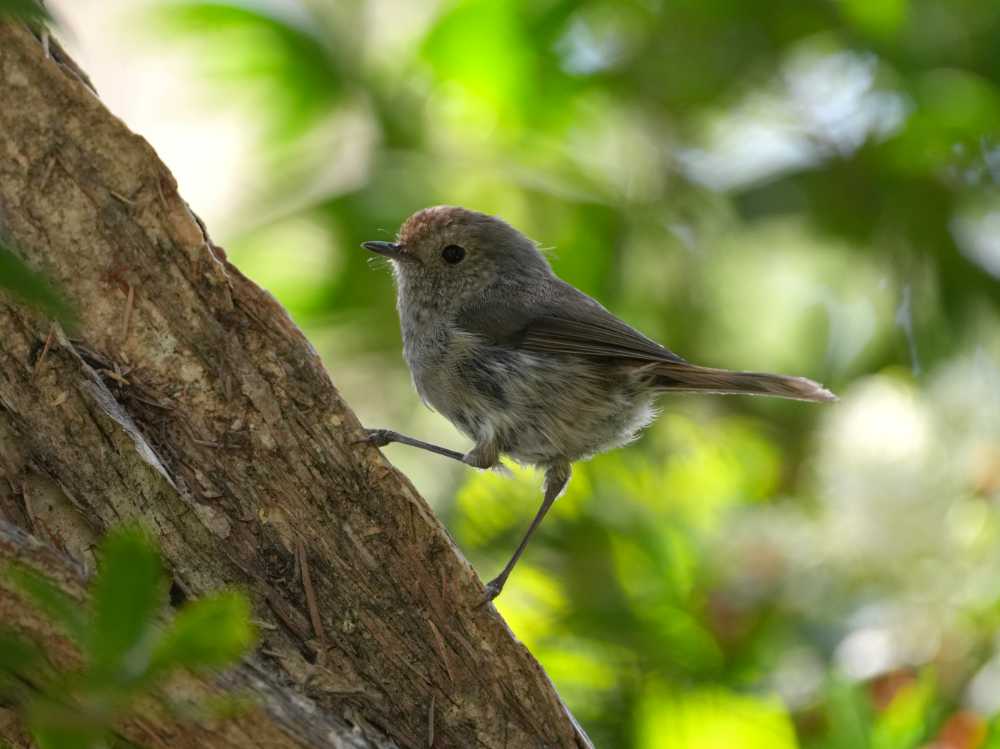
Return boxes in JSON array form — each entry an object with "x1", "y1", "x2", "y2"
[{"x1": 363, "y1": 206, "x2": 834, "y2": 599}]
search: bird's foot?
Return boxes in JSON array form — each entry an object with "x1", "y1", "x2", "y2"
[
  {"x1": 357, "y1": 428, "x2": 396, "y2": 447},
  {"x1": 482, "y1": 575, "x2": 506, "y2": 603}
]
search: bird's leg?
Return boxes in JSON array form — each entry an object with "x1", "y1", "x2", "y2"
[
  {"x1": 483, "y1": 462, "x2": 571, "y2": 601},
  {"x1": 361, "y1": 428, "x2": 467, "y2": 463},
  {"x1": 362, "y1": 429, "x2": 502, "y2": 472}
]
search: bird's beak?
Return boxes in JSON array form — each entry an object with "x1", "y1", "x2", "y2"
[{"x1": 362, "y1": 240, "x2": 412, "y2": 262}]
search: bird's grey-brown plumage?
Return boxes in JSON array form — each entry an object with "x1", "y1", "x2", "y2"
[{"x1": 363, "y1": 206, "x2": 834, "y2": 599}]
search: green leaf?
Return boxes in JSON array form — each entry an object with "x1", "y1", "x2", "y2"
[
  {"x1": 149, "y1": 590, "x2": 254, "y2": 676},
  {"x1": 0, "y1": 628, "x2": 43, "y2": 674},
  {"x1": 637, "y1": 684, "x2": 798, "y2": 749},
  {"x1": 838, "y1": 0, "x2": 908, "y2": 39},
  {"x1": 0, "y1": 242, "x2": 75, "y2": 327},
  {"x1": 872, "y1": 670, "x2": 936, "y2": 749},
  {"x1": 27, "y1": 699, "x2": 107, "y2": 749},
  {"x1": 0, "y1": 0, "x2": 49, "y2": 22},
  {"x1": 88, "y1": 528, "x2": 165, "y2": 678},
  {"x1": 983, "y1": 716, "x2": 1000, "y2": 749},
  {"x1": 5, "y1": 566, "x2": 88, "y2": 645},
  {"x1": 31, "y1": 725, "x2": 103, "y2": 749},
  {"x1": 823, "y1": 676, "x2": 873, "y2": 749},
  {"x1": 0, "y1": 628, "x2": 45, "y2": 701}
]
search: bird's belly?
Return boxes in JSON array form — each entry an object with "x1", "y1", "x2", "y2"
[
  {"x1": 500, "y1": 359, "x2": 656, "y2": 464},
  {"x1": 419, "y1": 349, "x2": 656, "y2": 466}
]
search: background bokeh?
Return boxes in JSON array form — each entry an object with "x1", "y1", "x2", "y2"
[{"x1": 47, "y1": 1, "x2": 1000, "y2": 746}]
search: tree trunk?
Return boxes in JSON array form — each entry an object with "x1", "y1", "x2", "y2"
[{"x1": 0, "y1": 22, "x2": 592, "y2": 749}]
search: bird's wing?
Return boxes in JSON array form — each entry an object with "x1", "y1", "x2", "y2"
[{"x1": 455, "y1": 279, "x2": 686, "y2": 363}]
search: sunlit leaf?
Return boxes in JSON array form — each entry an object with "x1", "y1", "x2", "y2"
[
  {"x1": 872, "y1": 670, "x2": 937, "y2": 749},
  {"x1": 422, "y1": 0, "x2": 531, "y2": 125},
  {"x1": 638, "y1": 685, "x2": 797, "y2": 749},
  {"x1": 982, "y1": 716, "x2": 1000, "y2": 749},
  {"x1": 420, "y1": 0, "x2": 579, "y2": 131},
  {"x1": 88, "y1": 528, "x2": 164, "y2": 678},
  {"x1": 148, "y1": 590, "x2": 254, "y2": 676},
  {"x1": 838, "y1": 0, "x2": 909, "y2": 39},
  {"x1": 822, "y1": 676, "x2": 874, "y2": 749}
]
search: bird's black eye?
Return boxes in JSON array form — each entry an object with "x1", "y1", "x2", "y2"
[{"x1": 441, "y1": 244, "x2": 466, "y2": 264}]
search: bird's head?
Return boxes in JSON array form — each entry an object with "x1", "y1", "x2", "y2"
[{"x1": 362, "y1": 206, "x2": 551, "y2": 315}]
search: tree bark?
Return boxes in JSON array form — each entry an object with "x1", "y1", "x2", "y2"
[
  {"x1": 0, "y1": 22, "x2": 591, "y2": 749},
  {"x1": 0, "y1": 520, "x2": 395, "y2": 749}
]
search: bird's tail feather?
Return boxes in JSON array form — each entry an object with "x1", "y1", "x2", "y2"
[{"x1": 652, "y1": 363, "x2": 836, "y2": 403}]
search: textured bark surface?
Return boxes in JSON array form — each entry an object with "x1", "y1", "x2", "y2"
[
  {"x1": 0, "y1": 22, "x2": 591, "y2": 749},
  {"x1": 0, "y1": 521, "x2": 392, "y2": 749}
]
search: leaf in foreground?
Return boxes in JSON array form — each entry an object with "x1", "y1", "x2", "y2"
[
  {"x1": 149, "y1": 590, "x2": 255, "y2": 676},
  {"x1": 0, "y1": 0, "x2": 49, "y2": 22},
  {"x1": 88, "y1": 528, "x2": 165, "y2": 678},
  {"x1": 5, "y1": 566, "x2": 88, "y2": 645},
  {"x1": 0, "y1": 241, "x2": 75, "y2": 326}
]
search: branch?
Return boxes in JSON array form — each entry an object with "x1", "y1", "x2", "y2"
[{"x1": 0, "y1": 21, "x2": 591, "y2": 749}]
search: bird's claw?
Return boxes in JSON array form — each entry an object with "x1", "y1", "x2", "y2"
[
  {"x1": 481, "y1": 577, "x2": 504, "y2": 604},
  {"x1": 357, "y1": 428, "x2": 395, "y2": 447}
]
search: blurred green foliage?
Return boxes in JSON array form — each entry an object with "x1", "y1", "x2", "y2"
[
  {"x1": 0, "y1": 527, "x2": 255, "y2": 749},
  {"x1": 0, "y1": 241, "x2": 75, "y2": 328},
  {"x1": 135, "y1": 0, "x2": 1000, "y2": 746}
]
